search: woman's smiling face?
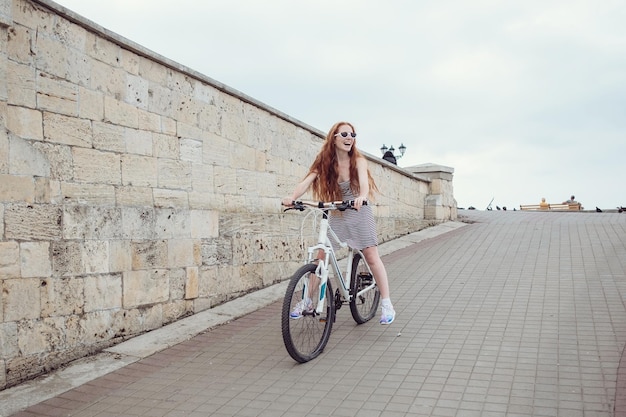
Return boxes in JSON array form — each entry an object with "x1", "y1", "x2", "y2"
[{"x1": 333, "y1": 125, "x2": 356, "y2": 153}]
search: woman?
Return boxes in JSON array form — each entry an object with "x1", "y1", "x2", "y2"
[{"x1": 282, "y1": 121, "x2": 396, "y2": 324}]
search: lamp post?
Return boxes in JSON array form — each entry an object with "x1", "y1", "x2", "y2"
[{"x1": 380, "y1": 143, "x2": 406, "y2": 159}]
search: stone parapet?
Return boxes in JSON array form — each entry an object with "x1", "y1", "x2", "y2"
[
  {"x1": 0, "y1": 0, "x2": 455, "y2": 388},
  {"x1": 407, "y1": 163, "x2": 457, "y2": 221}
]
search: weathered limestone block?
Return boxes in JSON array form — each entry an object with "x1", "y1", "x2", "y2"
[
  {"x1": 125, "y1": 128, "x2": 152, "y2": 156},
  {"x1": 60, "y1": 182, "x2": 116, "y2": 206},
  {"x1": 1, "y1": 322, "x2": 18, "y2": 359},
  {"x1": 109, "y1": 240, "x2": 131, "y2": 273},
  {"x1": 91, "y1": 59, "x2": 125, "y2": 99},
  {"x1": 190, "y1": 163, "x2": 213, "y2": 193},
  {"x1": 7, "y1": 60, "x2": 36, "y2": 107},
  {"x1": 120, "y1": 207, "x2": 156, "y2": 240},
  {"x1": 0, "y1": 205, "x2": 4, "y2": 240},
  {"x1": 131, "y1": 240, "x2": 167, "y2": 270},
  {"x1": 43, "y1": 112, "x2": 91, "y2": 147},
  {"x1": 121, "y1": 154, "x2": 157, "y2": 187},
  {"x1": 83, "y1": 240, "x2": 109, "y2": 274},
  {"x1": 231, "y1": 144, "x2": 257, "y2": 171},
  {"x1": 188, "y1": 190, "x2": 220, "y2": 210},
  {"x1": 213, "y1": 165, "x2": 237, "y2": 194},
  {"x1": 219, "y1": 98, "x2": 246, "y2": 142},
  {"x1": 93, "y1": 121, "x2": 126, "y2": 153},
  {"x1": 3, "y1": 278, "x2": 41, "y2": 321},
  {"x1": 185, "y1": 266, "x2": 199, "y2": 299},
  {"x1": 115, "y1": 186, "x2": 154, "y2": 207},
  {"x1": 168, "y1": 268, "x2": 186, "y2": 301},
  {"x1": 155, "y1": 208, "x2": 191, "y2": 239},
  {"x1": 202, "y1": 132, "x2": 230, "y2": 166},
  {"x1": 36, "y1": 72, "x2": 78, "y2": 116},
  {"x1": 120, "y1": 48, "x2": 140, "y2": 76},
  {"x1": 11, "y1": 0, "x2": 52, "y2": 31},
  {"x1": 190, "y1": 210, "x2": 219, "y2": 239},
  {"x1": 51, "y1": 240, "x2": 83, "y2": 277},
  {"x1": 84, "y1": 274, "x2": 122, "y2": 312},
  {"x1": 201, "y1": 238, "x2": 232, "y2": 266},
  {"x1": 238, "y1": 264, "x2": 264, "y2": 292},
  {"x1": 163, "y1": 300, "x2": 192, "y2": 323},
  {"x1": 31, "y1": 141, "x2": 72, "y2": 181},
  {"x1": 0, "y1": 122, "x2": 7, "y2": 174},
  {"x1": 87, "y1": 34, "x2": 121, "y2": 67},
  {"x1": 33, "y1": 28, "x2": 67, "y2": 79},
  {"x1": 140, "y1": 304, "x2": 164, "y2": 332},
  {"x1": 72, "y1": 147, "x2": 121, "y2": 185},
  {"x1": 9, "y1": 135, "x2": 50, "y2": 176},
  {"x1": 5, "y1": 204, "x2": 62, "y2": 241},
  {"x1": 180, "y1": 138, "x2": 202, "y2": 163},
  {"x1": 7, "y1": 23, "x2": 33, "y2": 65},
  {"x1": 0, "y1": 241, "x2": 20, "y2": 279},
  {"x1": 78, "y1": 86, "x2": 104, "y2": 121},
  {"x1": 79, "y1": 310, "x2": 116, "y2": 345},
  {"x1": 41, "y1": 277, "x2": 83, "y2": 317},
  {"x1": 17, "y1": 317, "x2": 65, "y2": 355},
  {"x1": 153, "y1": 188, "x2": 188, "y2": 209},
  {"x1": 173, "y1": 96, "x2": 200, "y2": 126},
  {"x1": 122, "y1": 269, "x2": 169, "y2": 308},
  {"x1": 65, "y1": 49, "x2": 91, "y2": 88},
  {"x1": 147, "y1": 84, "x2": 174, "y2": 117},
  {"x1": 137, "y1": 55, "x2": 167, "y2": 84},
  {"x1": 137, "y1": 109, "x2": 161, "y2": 133},
  {"x1": 125, "y1": 73, "x2": 149, "y2": 110},
  {"x1": 167, "y1": 239, "x2": 200, "y2": 268},
  {"x1": 7, "y1": 105, "x2": 43, "y2": 140},
  {"x1": 63, "y1": 206, "x2": 122, "y2": 240},
  {"x1": 0, "y1": 173, "x2": 34, "y2": 203},
  {"x1": 197, "y1": 102, "x2": 221, "y2": 135},
  {"x1": 157, "y1": 159, "x2": 192, "y2": 190},
  {"x1": 153, "y1": 132, "x2": 178, "y2": 159},
  {"x1": 20, "y1": 241, "x2": 51, "y2": 278},
  {"x1": 104, "y1": 96, "x2": 138, "y2": 128}
]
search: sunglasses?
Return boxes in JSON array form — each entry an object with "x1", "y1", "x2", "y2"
[{"x1": 335, "y1": 132, "x2": 357, "y2": 138}]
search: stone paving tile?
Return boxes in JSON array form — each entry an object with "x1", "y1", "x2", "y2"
[{"x1": 5, "y1": 211, "x2": 626, "y2": 416}]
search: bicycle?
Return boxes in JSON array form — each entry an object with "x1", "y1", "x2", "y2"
[{"x1": 281, "y1": 200, "x2": 380, "y2": 363}]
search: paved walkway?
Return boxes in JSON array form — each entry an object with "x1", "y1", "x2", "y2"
[{"x1": 2, "y1": 211, "x2": 625, "y2": 417}]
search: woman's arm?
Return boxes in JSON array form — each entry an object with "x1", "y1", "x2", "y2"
[{"x1": 354, "y1": 157, "x2": 369, "y2": 210}]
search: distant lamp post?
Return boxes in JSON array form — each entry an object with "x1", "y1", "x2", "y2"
[{"x1": 380, "y1": 143, "x2": 406, "y2": 159}]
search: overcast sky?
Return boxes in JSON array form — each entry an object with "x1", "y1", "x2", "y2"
[{"x1": 54, "y1": 0, "x2": 625, "y2": 210}]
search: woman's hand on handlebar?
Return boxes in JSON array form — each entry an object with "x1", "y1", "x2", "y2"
[{"x1": 353, "y1": 196, "x2": 367, "y2": 211}]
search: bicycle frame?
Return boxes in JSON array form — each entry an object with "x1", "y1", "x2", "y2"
[
  {"x1": 282, "y1": 199, "x2": 381, "y2": 363},
  {"x1": 300, "y1": 204, "x2": 376, "y2": 315}
]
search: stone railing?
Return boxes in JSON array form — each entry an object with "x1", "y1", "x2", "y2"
[{"x1": 0, "y1": 0, "x2": 456, "y2": 388}]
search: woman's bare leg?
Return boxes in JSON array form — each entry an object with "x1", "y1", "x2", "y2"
[{"x1": 362, "y1": 246, "x2": 390, "y2": 299}]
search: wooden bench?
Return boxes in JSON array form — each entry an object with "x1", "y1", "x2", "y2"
[{"x1": 520, "y1": 203, "x2": 582, "y2": 211}]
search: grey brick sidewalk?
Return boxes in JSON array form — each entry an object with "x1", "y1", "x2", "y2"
[{"x1": 2, "y1": 211, "x2": 626, "y2": 417}]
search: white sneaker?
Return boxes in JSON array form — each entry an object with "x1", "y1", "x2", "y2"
[
  {"x1": 380, "y1": 305, "x2": 396, "y2": 325},
  {"x1": 290, "y1": 299, "x2": 313, "y2": 319}
]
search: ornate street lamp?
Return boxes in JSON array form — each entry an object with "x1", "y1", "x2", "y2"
[{"x1": 380, "y1": 143, "x2": 406, "y2": 159}]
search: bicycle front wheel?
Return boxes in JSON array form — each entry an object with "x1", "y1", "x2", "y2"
[
  {"x1": 281, "y1": 264, "x2": 334, "y2": 363},
  {"x1": 349, "y1": 252, "x2": 380, "y2": 324}
]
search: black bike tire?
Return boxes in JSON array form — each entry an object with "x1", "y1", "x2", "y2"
[
  {"x1": 281, "y1": 264, "x2": 335, "y2": 363},
  {"x1": 349, "y1": 252, "x2": 380, "y2": 324}
]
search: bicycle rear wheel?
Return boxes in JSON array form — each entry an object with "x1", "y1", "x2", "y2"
[
  {"x1": 281, "y1": 264, "x2": 334, "y2": 363},
  {"x1": 349, "y1": 252, "x2": 380, "y2": 324}
]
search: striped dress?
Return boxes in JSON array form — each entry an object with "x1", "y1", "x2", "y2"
[{"x1": 328, "y1": 180, "x2": 378, "y2": 250}]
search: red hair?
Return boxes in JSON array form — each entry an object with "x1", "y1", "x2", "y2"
[{"x1": 307, "y1": 121, "x2": 378, "y2": 201}]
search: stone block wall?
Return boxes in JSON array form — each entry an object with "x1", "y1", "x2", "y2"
[{"x1": 0, "y1": 0, "x2": 454, "y2": 388}]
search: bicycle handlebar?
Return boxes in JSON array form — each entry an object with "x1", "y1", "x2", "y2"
[{"x1": 282, "y1": 200, "x2": 367, "y2": 212}]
